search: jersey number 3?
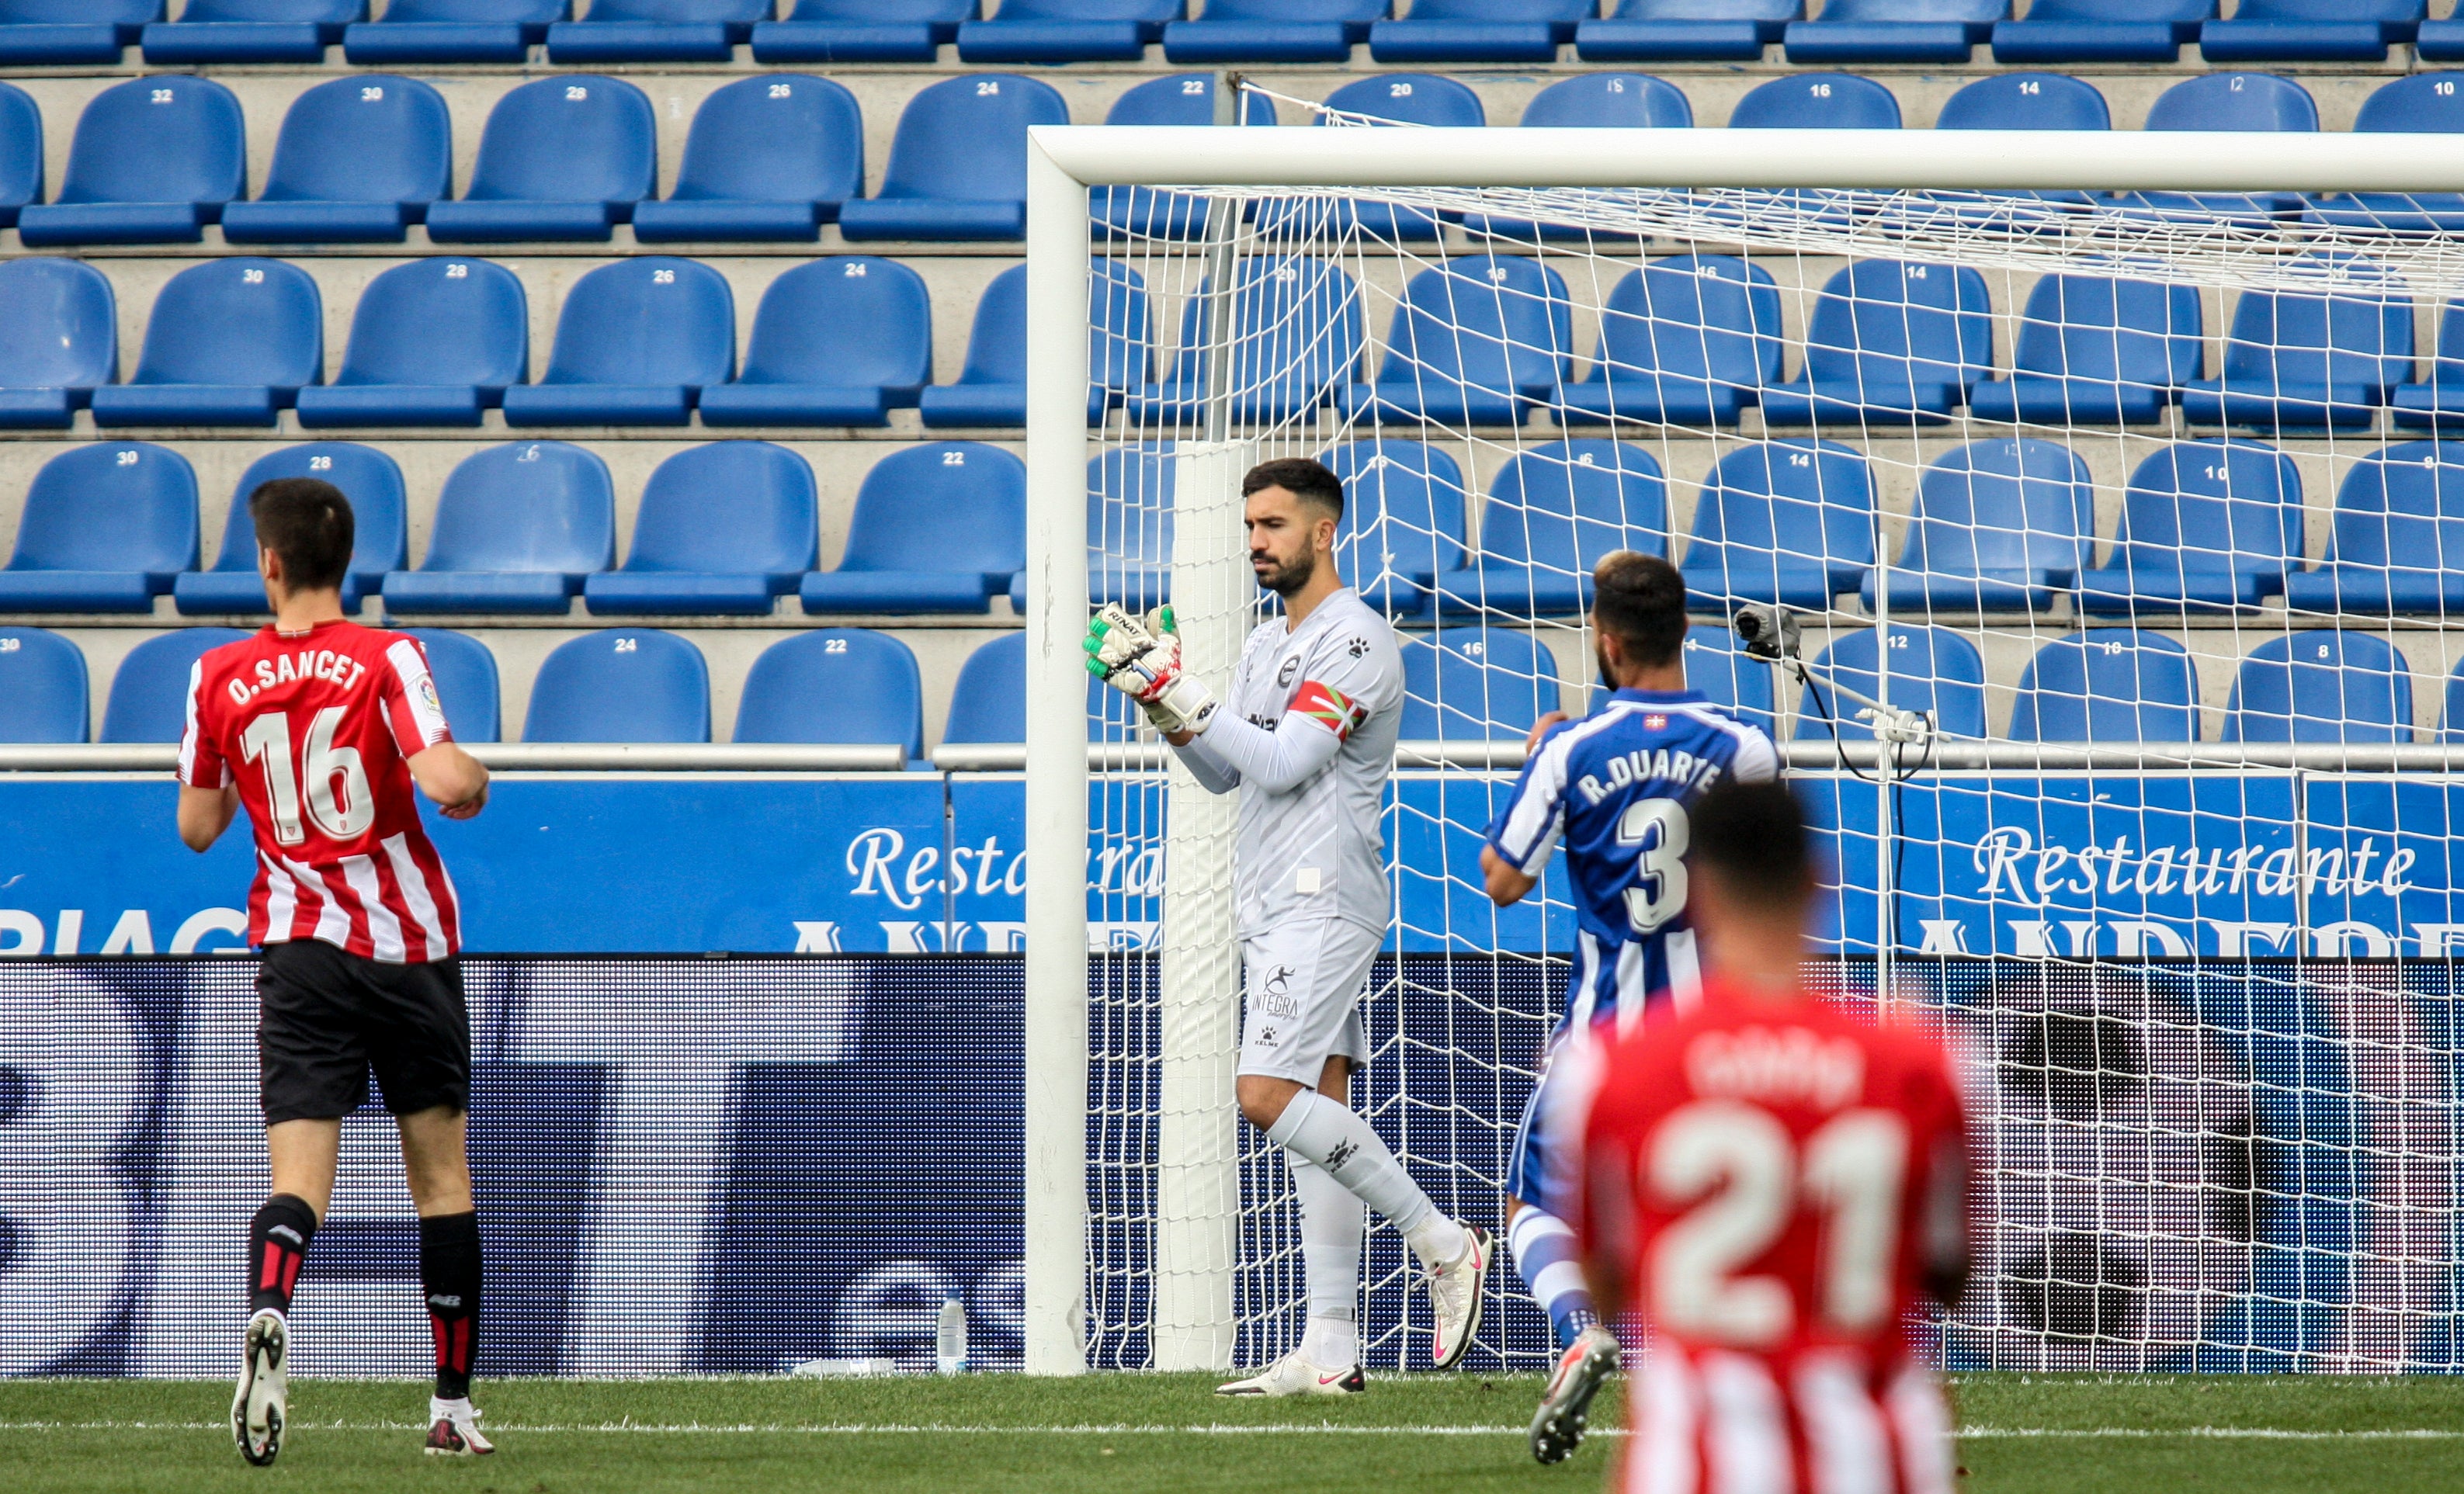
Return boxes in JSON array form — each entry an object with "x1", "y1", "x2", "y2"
[
  {"x1": 1616, "y1": 797, "x2": 1688, "y2": 934},
  {"x1": 240, "y1": 707, "x2": 374, "y2": 845}
]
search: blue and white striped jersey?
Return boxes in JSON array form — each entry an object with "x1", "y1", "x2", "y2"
[{"x1": 1485, "y1": 688, "x2": 1779, "y2": 1038}]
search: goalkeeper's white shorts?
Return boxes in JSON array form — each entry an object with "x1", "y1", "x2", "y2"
[{"x1": 1236, "y1": 915, "x2": 1376, "y2": 1085}]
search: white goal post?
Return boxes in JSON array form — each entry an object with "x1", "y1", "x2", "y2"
[{"x1": 1018, "y1": 123, "x2": 2464, "y2": 1376}]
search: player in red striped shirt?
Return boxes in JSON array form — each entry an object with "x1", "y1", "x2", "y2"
[
  {"x1": 175, "y1": 477, "x2": 494, "y2": 1465},
  {"x1": 1575, "y1": 780, "x2": 1973, "y2": 1494}
]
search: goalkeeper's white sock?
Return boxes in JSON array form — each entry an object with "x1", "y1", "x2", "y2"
[
  {"x1": 1268, "y1": 1090, "x2": 1468, "y2": 1269},
  {"x1": 1289, "y1": 1155, "x2": 1362, "y2": 1361}
]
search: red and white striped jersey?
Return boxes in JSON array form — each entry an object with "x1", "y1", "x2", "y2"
[
  {"x1": 1577, "y1": 976, "x2": 1972, "y2": 1494},
  {"x1": 179, "y1": 619, "x2": 463, "y2": 963}
]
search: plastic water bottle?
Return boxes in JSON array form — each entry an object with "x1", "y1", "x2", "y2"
[{"x1": 935, "y1": 1297, "x2": 967, "y2": 1374}]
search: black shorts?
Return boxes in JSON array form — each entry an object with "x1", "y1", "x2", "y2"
[{"x1": 257, "y1": 938, "x2": 470, "y2": 1125}]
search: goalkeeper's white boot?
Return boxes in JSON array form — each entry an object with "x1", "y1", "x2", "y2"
[
  {"x1": 1425, "y1": 1222, "x2": 1494, "y2": 1370},
  {"x1": 1214, "y1": 1349, "x2": 1364, "y2": 1398},
  {"x1": 231, "y1": 1308, "x2": 289, "y2": 1466},
  {"x1": 1529, "y1": 1324, "x2": 1620, "y2": 1464},
  {"x1": 425, "y1": 1396, "x2": 495, "y2": 1456}
]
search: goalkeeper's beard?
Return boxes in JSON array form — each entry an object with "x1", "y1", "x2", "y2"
[{"x1": 1255, "y1": 542, "x2": 1317, "y2": 598}]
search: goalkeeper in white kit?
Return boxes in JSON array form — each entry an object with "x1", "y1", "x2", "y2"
[{"x1": 1087, "y1": 456, "x2": 1494, "y2": 1395}]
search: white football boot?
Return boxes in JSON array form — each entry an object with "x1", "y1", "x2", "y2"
[
  {"x1": 1529, "y1": 1324, "x2": 1620, "y2": 1464},
  {"x1": 425, "y1": 1397, "x2": 495, "y2": 1456},
  {"x1": 1425, "y1": 1222, "x2": 1494, "y2": 1369},
  {"x1": 1214, "y1": 1349, "x2": 1365, "y2": 1397},
  {"x1": 231, "y1": 1309, "x2": 289, "y2": 1466}
]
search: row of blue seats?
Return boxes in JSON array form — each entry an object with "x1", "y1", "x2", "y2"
[
  {"x1": 10, "y1": 2, "x2": 2460, "y2": 68},
  {"x1": 6, "y1": 68, "x2": 2464, "y2": 251},
  {"x1": 8, "y1": 617, "x2": 2452, "y2": 750}
]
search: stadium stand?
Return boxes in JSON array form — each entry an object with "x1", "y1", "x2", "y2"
[
  {"x1": 1990, "y1": 0, "x2": 2209, "y2": 64},
  {"x1": 342, "y1": 0, "x2": 566, "y2": 64},
  {"x1": 2281, "y1": 442, "x2": 2464, "y2": 616},
  {"x1": 545, "y1": 0, "x2": 770, "y2": 62},
  {"x1": 1094, "y1": 75, "x2": 1276, "y2": 241},
  {"x1": 1368, "y1": 0, "x2": 1592, "y2": 64},
  {"x1": 633, "y1": 74, "x2": 863, "y2": 242},
  {"x1": 0, "y1": 1, "x2": 158, "y2": 65},
  {"x1": 2006, "y1": 631, "x2": 2203, "y2": 743},
  {"x1": 2199, "y1": 0, "x2": 2422, "y2": 64},
  {"x1": 1254, "y1": 74, "x2": 1487, "y2": 243},
  {"x1": 175, "y1": 443, "x2": 408, "y2": 615},
  {"x1": 751, "y1": 0, "x2": 974, "y2": 63},
  {"x1": 381, "y1": 442, "x2": 616, "y2": 615},
  {"x1": 1674, "y1": 624, "x2": 1777, "y2": 738},
  {"x1": 1128, "y1": 255, "x2": 1361, "y2": 425},
  {"x1": 1432, "y1": 439, "x2": 1668, "y2": 618},
  {"x1": 2424, "y1": 10, "x2": 2464, "y2": 61},
  {"x1": 1934, "y1": 69, "x2": 2108, "y2": 130},
  {"x1": 837, "y1": 73, "x2": 1067, "y2": 242},
  {"x1": 424, "y1": 75, "x2": 655, "y2": 243},
  {"x1": 1555, "y1": 255, "x2": 1782, "y2": 427},
  {"x1": 1336, "y1": 254, "x2": 1573, "y2": 427},
  {"x1": 1967, "y1": 272, "x2": 2203, "y2": 425},
  {"x1": 221, "y1": 75, "x2": 452, "y2": 244},
  {"x1": 942, "y1": 630, "x2": 1026, "y2": 744},
  {"x1": 2178, "y1": 253, "x2": 2414, "y2": 433},
  {"x1": 2304, "y1": 75, "x2": 2464, "y2": 235},
  {"x1": 16, "y1": 76, "x2": 245, "y2": 247},
  {"x1": 88, "y1": 258, "x2": 324, "y2": 429},
  {"x1": 1758, "y1": 259, "x2": 1994, "y2": 426},
  {"x1": 1797, "y1": 625, "x2": 1989, "y2": 740},
  {"x1": 0, "y1": 626, "x2": 86, "y2": 744},
  {"x1": 100, "y1": 628, "x2": 248, "y2": 744},
  {"x1": 1397, "y1": 627, "x2": 1560, "y2": 740},
  {"x1": 1161, "y1": 0, "x2": 1386, "y2": 64},
  {"x1": 699, "y1": 258, "x2": 933, "y2": 428},
  {"x1": 0, "y1": 81, "x2": 36, "y2": 227},
  {"x1": 1457, "y1": 71, "x2": 1692, "y2": 241},
  {"x1": 1323, "y1": 438, "x2": 1470, "y2": 619},
  {"x1": 1783, "y1": 0, "x2": 2007, "y2": 66},
  {"x1": 500, "y1": 257, "x2": 735, "y2": 427},
  {"x1": 583, "y1": 441, "x2": 818, "y2": 615},
  {"x1": 2074, "y1": 439, "x2": 2306, "y2": 615},
  {"x1": 142, "y1": 0, "x2": 360, "y2": 64},
  {"x1": 293, "y1": 258, "x2": 529, "y2": 429},
  {"x1": 919, "y1": 259, "x2": 1149, "y2": 428},
  {"x1": 2394, "y1": 302, "x2": 2464, "y2": 432},
  {"x1": 1862, "y1": 438, "x2": 2097, "y2": 615},
  {"x1": 956, "y1": 0, "x2": 1179, "y2": 64},
  {"x1": 2112, "y1": 72, "x2": 2317, "y2": 223},
  {"x1": 1078, "y1": 444, "x2": 1172, "y2": 611},
  {"x1": 1576, "y1": 0, "x2": 1799, "y2": 63},
  {"x1": 0, "y1": 257, "x2": 116, "y2": 429},
  {"x1": 734, "y1": 629, "x2": 925, "y2": 757},
  {"x1": 0, "y1": 443, "x2": 196, "y2": 615},
  {"x1": 799, "y1": 442, "x2": 1025, "y2": 615},
  {"x1": 1678, "y1": 438, "x2": 1878, "y2": 611},
  {"x1": 2223, "y1": 632, "x2": 2415, "y2": 743},
  {"x1": 524, "y1": 629, "x2": 711, "y2": 743},
  {"x1": 399, "y1": 628, "x2": 501, "y2": 743}
]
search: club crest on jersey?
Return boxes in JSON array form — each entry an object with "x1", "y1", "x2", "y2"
[
  {"x1": 1277, "y1": 656, "x2": 1300, "y2": 688},
  {"x1": 1644, "y1": 714, "x2": 1668, "y2": 731}
]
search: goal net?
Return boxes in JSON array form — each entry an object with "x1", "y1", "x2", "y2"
[{"x1": 1023, "y1": 95, "x2": 2464, "y2": 1378}]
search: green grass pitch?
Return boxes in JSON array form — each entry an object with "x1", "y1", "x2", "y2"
[{"x1": 11, "y1": 1372, "x2": 2462, "y2": 1492}]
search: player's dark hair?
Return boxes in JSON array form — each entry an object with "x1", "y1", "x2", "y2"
[
  {"x1": 1592, "y1": 550, "x2": 1687, "y2": 670},
  {"x1": 1688, "y1": 778, "x2": 1817, "y2": 907},
  {"x1": 1242, "y1": 457, "x2": 1344, "y2": 522},
  {"x1": 249, "y1": 478, "x2": 355, "y2": 594}
]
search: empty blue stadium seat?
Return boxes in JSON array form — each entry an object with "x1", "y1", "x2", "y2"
[
  {"x1": 1864, "y1": 438, "x2": 2096, "y2": 614},
  {"x1": 1759, "y1": 260, "x2": 1992, "y2": 426},
  {"x1": 1678, "y1": 438, "x2": 1876, "y2": 610},
  {"x1": 752, "y1": 0, "x2": 973, "y2": 61},
  {"x1": 175, "y1": 443, "x2": 408, "y2": 615},
  {"x1": 1081, "y1": 443, "x2": 1174, "y2": 611},
  {"x1": 585, "y1": 441, "x2": 817, "y2": 615},
  {"x1": 1992, "y1": 0, "x2": 2206, "y2": 62},
  {"x1": 2008, "y1": 631, "x2": 2201, "y2": 742},
  {"x1": 425, "y1": 75, "x2": 654, "y2": 242},
  {"x1": 1728, "y1": 71, "x2": 1900, "y2": 128},
  {"x1": 144, "y1": 0, "x2": 360, "y2": 63},
  {"x1": 2077, "y1": 439, "x2": 2304, "y2": 615},
  {"x1": 958, "y1": 0, "x2": 1178, "y2": 62},
  {"x1": 919, "y1": 260, "x2": 1150, "y2": 428},
  {"x1": 0, "y1": 443, "x2": 197, "y2": 613},
  {"x1": 1456, "y1": 72, "x2": 1693, "y2": 243},
  {"x1": 89, "y1": 259, "x2": 321, "y2": 428},
  {"x1": 942, "y1": 630, "x2": 1026, "y2": 744},
  {"x1": 1323, "y1": 440, "x2": 1470, "y2": 619},
  {"x1": 295, "y1": 258, "x2": 528, "y2": 429},
  {"x1": 1577, "y1": 0, "x2": 1797, "y2": 61},
  {"x1": 101, "y1": 629, "x2": 248, "y2": 743},
  {"x1": 2179, "y1": 255, "x2": 2412, "y2": 433},
  {"x1": 2224, "y1": 632, "x2": 2414, "y2": 744},
  {"x1": 17, "y1": 77, "x2": 245, "y2": 247},
  {"x1": 2424, "y1": 11, "x2": 2464, "y2": 60},
  {"x1": 633, "y1": 75, "x2": 861, "y2": 242},
  {"x1": 1093, "y1": 74, "x2": 1275, "y2": 241},
  {"x1": 699, "y1": 258, "x2": 931, "y2": 427},
  {"x1": 1127, "y1": 256, "x2": 1362, "y2": 425},
  {"x1": 1557, "y1": 254, "x2": 1782, "y2": 427},
  {"x1": 1675, "y1": 624, "x2": 1776, "y2": 738},
  {"x1": 2304, "y1": 75, "x2": 2464, "y2": 235},
  {"x1": 1254, "y1": 75, "x2": 1484, "y2": 242},
  {"x1": 1968, "y1": 272, "x2": 2202, "y2": 425},
  {"x1": 2440, "y1": 667, "x2": 2464, "y2": 743},
  {"x1": 735, "y1": 629, "x2": 923, "y2": 755},
  {"x1": 2393, "y1": 300, "x2": 2464, "y2": 432},
  {"x1": 1798, "y1": 626, "x2": 1987, "y2": 741},
  {"x1": 383, "y1": 442, "x2": 615, "y2": 615},
  {"x1": 801, "y1": 442, "x2": 1025, "y2": 615},
  {"x1": 1163, "y1": 0, "x2": 1385, "y2": 63},
  {"x1": 1337, "y1": 255, "x2": 1572, "y2": 426},
  {"x1": 1786, "y1": 0, "x2": 2004, "y2": 64},
  {"x1": 1432, "y1": 439, "x2": 1667, "y2": 617},
  {"x1": 397, "y1": 629, "x2": 500, "y2": 742},
  {"x1": 1370, "y1": 0, "x2": 1589, "y2": 63},
  {"x1": 547, "y1": 0, "x2": 769, "y2": 59},
  {"x1": 838, "y1": 74, "x2": 1067, "y2": 242},
  {"x1": 0, "y1": 627, "x2": 88, "y2": 743},
  {"x1": 1935, "y1": 70, "x2": 2108, "y2": 130},
  {"x1": 500, "y1": 258, "x2": 734, "y2": 427},
  {"x1": 2281, "y1": 442, "x2": 2464, "y2": 616},
  {"x1": 0, "y1": 82, "x2": 40, "y2": 227},
  {"x1": 2111, "y1": 74, "x2": 2316, "y2": 224},
  {"x1": 0, "y1": 1, "x2": 158, "y2": 64},
  {"x1": 222, "y1": 75, "x2": 451, "y2": 244},
  {"x1": 2202, "y1": 0, "x2": 2420, "y2": 64},
  {"x1": 0, "y1": 258, "x2": 116, "y2": 429},
  {"x1": 526, "y1": 629, "x2": 710, "y2": 743},
  {"x1": 1398, "y1": 627, "x2": 1560, "y2": 740},
  {"x1": 344, "y1": 0, "x2": 565, "y2": 64}
]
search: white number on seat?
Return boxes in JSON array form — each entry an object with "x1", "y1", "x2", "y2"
[
  {"x1": 1888, "y1": 631, "x2": 1910, "y2": 650},
  {"x1": 309, "y1": 455, "x2": 331, "y2": 471},
  {"x1": 241, "y1": 707, "x2": 371, "y2": 844},
  {"x1": 0, "y1": 638, "x2": 17, "y2": 653},
  {"x1": 844, "y1": 262, "x2": 868, "y2": 276},
  {"x1": 1182, "y1": 78, "x2": 1206, "y2": 95},
  {"x1": 1788, "y1": 452, "x2": 1811, "y2": 466},
  {"x1": 1390, "y1": 82, "x2": 1413, "y2": 97},
  {"x1": 2441, "y1": 81, "x2": 2457, "y2": 96},
  {"x1": 653, "y1": 268, "x2": 675, "y2": 284},
  {"x1": 116, "y1": 450, "x2": 138, "y2": 466},
  {"x1": 1810, "y1": 82, "x2": 1831, "y2": 98},
  {"x1": 1615, "y1": 796, "x2": 1688, "y2": 934},
  {"x1": 942, "y1": 449, "x2": 967, "y2": 465},
  {"x1": 615, "y1": 636, "x2": 639, "y2": 653},
  {"x1": 567, "y1": 85, "x2": 588, "y2": 101},
  {"x1": 2018, "y1": 80, "x2": 2039, "y2": 95},
  {"x1": 2318, "y1": 643, "x2": 2332, "y2": 659},
  {"x1": 1607, "y1": 78, "x2": 1626, "y2": 93},
  {"x1": 518, "y1": 445, "x2": 541, "y2": 462},
  {"x1": 977, "y1": 80, "x2": 1001, "y2": 95},
  {"x1": 242, "y1": 269, "x2": 265, "y2": 285},
  {"x1": 769, "y1": 83, "x2": 793, "y2": 99},
  {"x1": 824, "y1": 637, "x2": 849, "y2": 653},
  {"x1": 446, "y1": 262, "x2": 469, "y2": 278},
  {"x1": 151, "y1": 89, "x2": 173, "y2": 105},
  {"x1": 362, "y1": 87, "x2": 384, "y2": 102}
]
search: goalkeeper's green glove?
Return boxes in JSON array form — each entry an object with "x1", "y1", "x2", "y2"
[{"x1": 1084, "y1": 603, "x2": 1218, "y2": 737}]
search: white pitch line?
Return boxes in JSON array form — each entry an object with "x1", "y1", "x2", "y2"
[{"x1": 2, "y1": 1421, "x2": 2459, "y2": 1440}]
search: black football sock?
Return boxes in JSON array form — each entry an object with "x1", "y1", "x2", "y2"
[
  {"x1": 420, "y1": 1211, "x2": 483, "y2": 1401},
  {"x1": 248, "y1": 1194, "x2": 318, "y2": 1315}
]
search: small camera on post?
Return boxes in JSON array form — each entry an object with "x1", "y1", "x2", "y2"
[{"x1": 1732, "y1": 603, "x2": 1801, "y2": 664}]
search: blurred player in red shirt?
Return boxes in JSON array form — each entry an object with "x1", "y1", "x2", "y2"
[
  {"x1": 1576, "y1": 779, "x2": 1972, "y2": 1494},
  {"x1": 175, "y1": 477, "x2": 493, "y2": 1465}
]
